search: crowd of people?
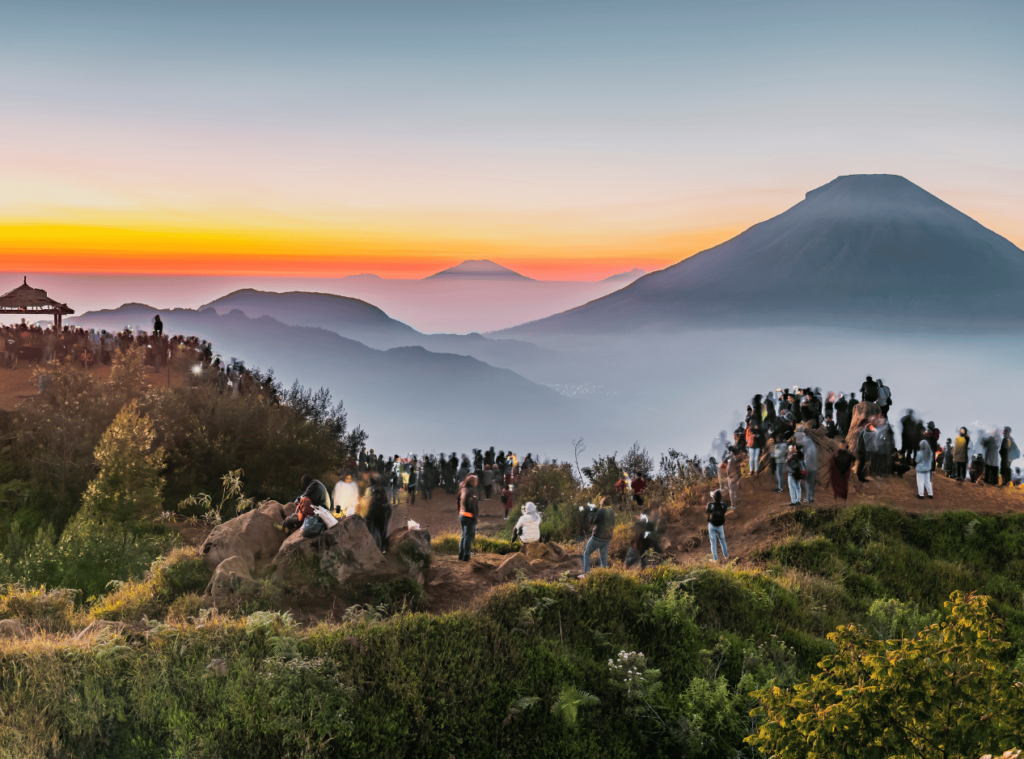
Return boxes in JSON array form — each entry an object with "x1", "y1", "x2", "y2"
[
  {"x1": 713, "y1": 377, "x2": 1020, "y2": 513},
  {"x1": 261, "y1": 376, "x2": 1023, "y2": 575}
]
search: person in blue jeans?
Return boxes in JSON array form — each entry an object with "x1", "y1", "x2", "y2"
[
  {"x1": 579, "y1": 497, "x2": 615, "y2": 576},
  {"x1": 457, "y1": 475, "x2": 479, "y2": 561},
  {"x1": 773, "y1": 440, "x2": 788, "y2": 492},
  {"x1": 786, "y1": 444, "x2": 806, "y2": 506},
  {"x1": 706, "y1": 490, "x2": 729, "y2": 562}
]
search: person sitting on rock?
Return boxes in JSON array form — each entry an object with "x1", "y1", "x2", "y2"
[
  {"x1": 969, "y1": 453, "x2": 985, "y2": 483},
  {"x1": 278, "y1": 475, "x2": 330, "y2": 535},
  {"x1": 513, "y1": 501, "x2": 542, "y2": 545},
  {"x1": 332, "y1": 473, "x2": 360, "y2": 518}
]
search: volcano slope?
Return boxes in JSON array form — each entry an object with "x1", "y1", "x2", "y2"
[{"x1": 501, "y1": 174, "x2": 1024, "y2": 336}]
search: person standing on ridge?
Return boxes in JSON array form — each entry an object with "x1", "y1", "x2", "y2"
[
  {"x1": 860, "y1": 376, "x2": 879, "y2": 404},
  {"x1": 876, "y1": 378, "x2": 891, "y2": 417},
  {"x1": 153, "y1": 314, "x2": 163, "y2": 338},
  {"x1": 706, "y1": 489, "x2": 729, "y2": 563},
  {"x1": 981, "y1": 430, "x2": 1001, "y2": 485},
  {"x1": 457, "y1": 475, "x2": 479, "y2": 562},
  {"x1": 916, "y1": 438, "x2": 934, "y2": 499},
  {"x1": 953, "y1": 427, "x2": 970, "y2": 481},
  {"x1": 579, "y1": 497, "x2": 615, "y2": 576},
  {"x1": 1000, "y1": 427, "x2": 1017, "y2": 486},
  {"x1": 829, "y1": 442, "x2": 856, "y2": 503}
]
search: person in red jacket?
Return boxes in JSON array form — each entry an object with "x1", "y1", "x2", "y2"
[
  {"x1": 615, "y1": 473, "x2": 628, "y2": 506},
  {"x1": 630, "y1": 474, "x2": 647, "y2": 509}
]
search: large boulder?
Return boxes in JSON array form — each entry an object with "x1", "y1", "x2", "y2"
[
  {"x1": 387, "y1": 526, "x2": 433, "y2": 583},
  {"x1": 206, "y1": 556, "x2": 258, "y2": 604},
  {"x1": 199, "y1": 509, "x2": 285, "y2": 577},
  {"x1": 258, "y1": 499, "x2": 297, "y2": 521},
  {"x1": 494, "y1": 552, "x2": 531, "y2": 582},
  {"x1": 523, "y1": 541, "x2": 568, "y2": 563},
  {"x1": 274, "y1": 515, "x2": 401, "y2": 588}
]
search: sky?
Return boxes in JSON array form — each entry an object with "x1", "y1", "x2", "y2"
[{"x1": 2, "y1": 0, "x2": 1022, "y2": 282}]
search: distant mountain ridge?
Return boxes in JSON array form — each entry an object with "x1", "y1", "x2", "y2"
[
  {"x1": 500, "y1": 174, "x2": 1024, "y2": 335},
  {"x1": 201, "y1": 289, "x2": 555, "y2": 377},
  {"x1": 426, "y1": 259, "x2": 533, "y2": 280},
  {"x1": 71, "y1": 304, "x2": 583, "y2": 451}
]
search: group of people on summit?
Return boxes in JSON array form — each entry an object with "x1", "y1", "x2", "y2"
[{"x1": 714, "y1": 376, "x2": 1019, "y2": 511}]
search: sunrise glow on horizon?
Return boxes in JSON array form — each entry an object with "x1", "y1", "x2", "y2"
[{"x1": 2, "y1": 1, "x2": 1022, "y2": 281}]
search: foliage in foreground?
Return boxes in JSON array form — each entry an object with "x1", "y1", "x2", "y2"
[{"x1": 751, "y1": 591, "x2": 1024, "y2": 759}]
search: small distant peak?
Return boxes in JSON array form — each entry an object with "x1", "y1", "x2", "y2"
[
  {"x1": 602, "y1": 268, "x2": 647, "y2": 282},
  {"x1": 426, "y1": 259, "x2": 533, "y2": 280}
]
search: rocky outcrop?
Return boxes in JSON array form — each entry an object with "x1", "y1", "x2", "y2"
[
  {"x1": 387, "y1": 526, "x2": 433, "y2": 583},
  {"x1": 494, "y1": 552, "x2": 531, "y2": 582},
  {"x1": 206, "y1": 556, "x2": 258, "y2": 604},
  {"x1": 258, "y1": 499, "x2": 297, "y2": 521},
  {"x1": 199, "y1": 509, "x2": 286, "y2": 577},
  {"x1": 274, "y1": 515, "x2": 398, "y2": 588},
  {"x1": 522, "y1": 541, "x2": 568, "y2": 562}
]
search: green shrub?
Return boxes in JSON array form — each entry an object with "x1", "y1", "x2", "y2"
[
  {"x1": 0, "y1": 585, "x2": 79, "y2": 633},
  {"x1": 89, "y1": 546, "x2": 208, "y2": 622}
]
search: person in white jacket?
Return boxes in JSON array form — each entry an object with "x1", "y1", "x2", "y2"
[
  {"x1": 332, "y1": 474, "x2": 360, "y2": 517},
  {"x1": 514, "y1": 502, "x2": 542, "y2": 544},
  {"x1": 916, "y1": 439, "x2": 934, "y2": 499}
]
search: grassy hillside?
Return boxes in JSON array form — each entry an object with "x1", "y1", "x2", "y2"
[{"x1": 2, "y1": 505, "x2": 1022, "y2": 759}]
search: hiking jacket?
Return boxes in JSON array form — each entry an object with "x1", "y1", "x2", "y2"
[
  {"x1": 916, "y1": 440, "x2": 934, "y2": 473},
  {"x1": 514, "y1": 503, "x2": 542, "y2": 543},
  {"x1": 953, "y1": 435, "x2": 969, "y2": 463},
  {"x1": 591, "y1": 507, "x2": 615, "y2": 540}
]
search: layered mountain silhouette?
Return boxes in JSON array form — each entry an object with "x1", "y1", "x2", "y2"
[
  {"x1": 71, "y1": 304, "x2": 584, "y2": 450},
  {"x1": 602, "y1": 268, "x2": 647, "y2": 283},
  {"x1": 501, "y1": 175, "x2": 1024, "y2": 335},
  {"x1": 201, "y1": 289, "x2": 554, "y2": 377},
  {"x1": 426, "y1": 259, "x2": 533, "y2": 280}
]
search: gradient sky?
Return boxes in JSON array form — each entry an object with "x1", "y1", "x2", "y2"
[{"x1": 2, "y1": 0, "x2": 1022, "y2": 280}]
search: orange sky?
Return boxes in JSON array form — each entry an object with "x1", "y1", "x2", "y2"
[{"x1": 0, "y1": 219, "x2": 747, "y2": 280}]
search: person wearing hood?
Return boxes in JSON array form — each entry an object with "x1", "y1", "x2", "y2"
[
  {"x1": 981, "y1": 430, "x2": 1001, "y2": 485},
  {"x1": 514, "y1": 501, "x2": 542, "y2": 545},
  {"x1": 915, "y1": 438, "x2": 934, "y2": 499},
  {"x1": 1000, "y1": 427, "x2": 1017, "y2": 486},
  {"x1": 953, "y1": 427, "x2": 970, "y2": 481},
  {"x1": 834, "y1": 394, "x2": 850, "y2": 433}
]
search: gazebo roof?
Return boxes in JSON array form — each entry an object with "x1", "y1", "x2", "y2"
[{"x1": 0, "y1": 277, "x2": 75, "y2": 315}]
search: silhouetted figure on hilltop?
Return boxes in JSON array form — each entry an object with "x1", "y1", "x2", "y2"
[{"x1": 860, "y1": 376, "x2": 879, "y2": 403}]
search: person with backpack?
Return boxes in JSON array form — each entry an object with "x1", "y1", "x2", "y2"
[
  {"x1": 860, "y1": 376, "x2": 879, "y2": 404},
  {"x1": 513, "y1": 501, "x2": 542, "y2": 545},
  {"x1": 786, "y1": 444, "x2": 806, "y2": 506},
  {"x1": 457, "y1": 474, "x2": 480, "y2": 562},
  {"x1": 278, "y1": 474, "x2": 331, "y2": 536},
  {"x1": 876, "y1": 378, "x2": 891, "y2": 416},
  {"x1": 915, "y1": 438, "x2": 934, "y2": 499},
  {"x1": 579, "y1": 497, "x2": 615, "y2": 576},
  {"x1": 706, "y1": 490, "x2": 730, "y2": 563}
]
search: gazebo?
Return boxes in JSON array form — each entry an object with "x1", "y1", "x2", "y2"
[{"x1": 0, "y1": 277, "x2": 75, "y2": 329}]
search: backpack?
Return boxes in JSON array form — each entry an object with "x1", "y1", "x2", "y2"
[
  {"x1": 301, "y1": 515, "x2": 326, "y2": 538},
  {"x1": 707, "y1": 502, "x2": 727, "y2": 527},
  {"x1": 500, "y1": 491, "x2": 508, "y2": 505}
]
